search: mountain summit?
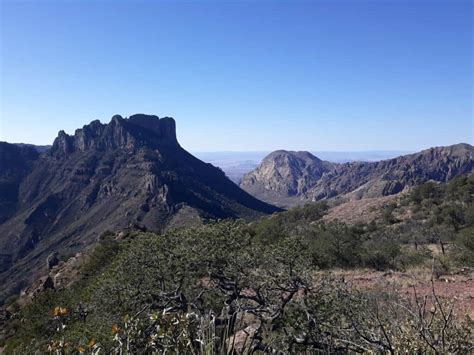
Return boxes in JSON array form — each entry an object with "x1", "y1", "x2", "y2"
[
  {"x1": 240, "y1": 150, "x2": 335, "y2": 207},
  {"x1": 51, "y1": 114, "x2": 178, "y2": 155},
  {"x1": 0, "y1": 114, "x2": 280, "y2": 303}
]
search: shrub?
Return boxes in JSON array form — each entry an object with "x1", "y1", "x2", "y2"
[{"x1": 452, "y1": 226, "x2": 474, "y2": 266}]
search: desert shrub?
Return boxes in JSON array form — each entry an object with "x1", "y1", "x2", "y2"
[
  {"x1": 452, "y1": 226, "x2": 474, "y2": 266},
  {"x1": 252, "y1": 202, "x2": 328, "y2": 243},
  {"x1": 81, "y1": 231, "x2": 122, "y2": 278},
  {"x1": 361, "y1": 238, "x2": 401, "y2": 270},
  {"x1": 252, "y1": 214, "x2": 287, "y2": 242},
  {"x1": 308, "y1": 222, "x2": 364, "y2": 268},
  {"x1": 410, "y1": 181, "x2": 438, "y2": 204},
  {"x1": 397, "y1": 245, "x2": 432, "y2": 269},
  {"x1": 382, "y1": 202, "x2": 399, "y2": 224}
]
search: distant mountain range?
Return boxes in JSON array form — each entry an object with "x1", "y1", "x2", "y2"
[
  {"x1": 194, "y1": 150, "x2": 413, "y2": 183},
  {"x1": 8, "y1": 146, "x2": 414, "y2": 185},
  {"x1": 12, "y1": 143, "x2": 51, "y2": 154},
  {"x1": 0, "y1": 114, "x2": 279, "y2": 304},
  {"x1": 240, "y1": 144, "x2": 474, "y2": 207}
]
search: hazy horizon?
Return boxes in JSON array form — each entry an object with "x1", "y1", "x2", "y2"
[
  {"x1": 1, "y1": 115, "x2": 471, "y2": 153},
  {"x1": 1, "y1": 1, "x2": 473, "y2": 150}
]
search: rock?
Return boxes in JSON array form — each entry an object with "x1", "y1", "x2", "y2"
[
  {"x1": 226, "y1": 323, "x2": 260, "y2": 354},
  {"x1": 27, "y1": 275, "x2": 55, "y2": 300},
  {"x1": 46, "y1": 252, "x2": 60, "y2": 270},
  {"x1": 42, "y1": 276, "x2": 54, "y2": 290},
  {"x1": 50, "y1": 114, "x2": 179, "y2": 155}
]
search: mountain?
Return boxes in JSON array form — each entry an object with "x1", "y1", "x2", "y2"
[
  {"x1": 0, "y1": 114, "x2": 280, "y2": 304},
  {"x1": 240, "y1": 150, "x2": 336, "y2": 206},
  {"x1": 240, "y1": 144, "x2": 474, "y2": 207}
]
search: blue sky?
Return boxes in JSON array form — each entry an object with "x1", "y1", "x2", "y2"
[{"x1": 1, "y1": 0, "x2": 472, "y2": 151}]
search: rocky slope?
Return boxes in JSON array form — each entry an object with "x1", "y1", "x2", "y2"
[
  {"x1": 0, "y1": 143, "x2": 40, "y2": 224},
  {"x1": 240, "y1": 144, "x2": 474, "y2": 207},
  {"x1": 0, "y1": 114, "x2": 280, "y2": 304}
]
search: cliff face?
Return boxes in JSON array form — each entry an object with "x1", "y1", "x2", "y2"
[
  {"x1": 240, "y1": 144, "x2": 474, "y2": 207},
  {"x1": 51, "y1": 114, "x2": 178, "y2": 154},
  {"x1": 0, "y1": 114, "x2": 279, "y2": 304}
]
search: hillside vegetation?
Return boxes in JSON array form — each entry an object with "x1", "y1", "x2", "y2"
[{"x1": 2, "y1": 175, "x2": 473, "y2": 353}]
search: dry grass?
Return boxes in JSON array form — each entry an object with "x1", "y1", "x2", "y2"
[
  {"x1": 321, "y1": 267, "x2": 474, "y2": 320},
  {"x1": 322, "y1": 194, "x2": 400, "y2": 224}
]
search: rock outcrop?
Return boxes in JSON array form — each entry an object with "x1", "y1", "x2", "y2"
[{"x1": 51, "y1": 114, "x2": 178, "y2": 155}]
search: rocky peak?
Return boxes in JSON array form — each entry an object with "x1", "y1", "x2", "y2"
[
  {"x1": 52, "y1": 131, "x2": 74, "y2": 155},
  {"x1": 128, "y1": 114, "x2": 176, "y2": 138},
  {"x1": 51, "y1": 114, "x2": 178, "y2": 156},
  {"x1": 240, "y1": 150, "x2": 334, "y2": 198},
  {"x1": 266, "y1": 150, "x2": 326, "y2": 170}
]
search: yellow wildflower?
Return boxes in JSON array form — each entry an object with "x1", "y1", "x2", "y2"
[
  {"x1": 53, "y1": 306, "x2": 69, "y2": 316},
  {"x1": 111, "y1": 324, "x2": 120, "y2": 334}
]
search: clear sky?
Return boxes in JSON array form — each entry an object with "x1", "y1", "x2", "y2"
[{"x1": 0, "y1": 0, "x2": 472, "y2": 151}]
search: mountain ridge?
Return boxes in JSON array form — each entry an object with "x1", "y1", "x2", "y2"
[{"x1": 240, "y1": 143, "x2": 474, "y2": 207}]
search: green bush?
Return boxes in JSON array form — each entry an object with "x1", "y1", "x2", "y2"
[
  {"x1": 453, "y1": 226, "x2": 474, "y2": 266},
  {"x1": 361, "y1": 238, "x2": 401, "y2": 270}
]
